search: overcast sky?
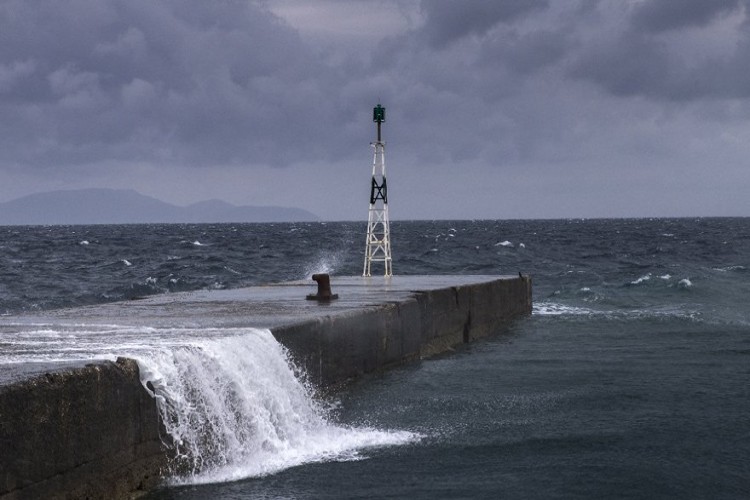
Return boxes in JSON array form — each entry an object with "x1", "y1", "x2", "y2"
[{"x1": 2, "y1": 0, "x2": 750, "y2": 220}]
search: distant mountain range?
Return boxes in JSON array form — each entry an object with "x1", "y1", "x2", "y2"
[{"x1": 0, "y1": 189, "x2": 319, "y2": 225}]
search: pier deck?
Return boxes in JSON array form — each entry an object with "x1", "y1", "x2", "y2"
[
  {"x1": 3, "y1": 275, "x2": 524, "y2": 329},
  {"x1": 0, "y1": 275, "x2": 532, "y2": 499}
]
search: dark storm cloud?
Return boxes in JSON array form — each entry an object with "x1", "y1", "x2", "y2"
[
  {"x1": 363, "y1": 1, "x2": 574, "y2": 168},
  {"x1": 480, "y1": 28, "x2": 570, "y2": 75},
  {"x1": 567, "y1": 33, "x2": 677, "y2": 98},
  {"x1": 3, "y1": 0, "x2": 750, "y2": 220},
  {"x1": 418, "y1": 0, "x2": 549, "y2": 48},
  {"x1": 7, "y1": 0, "x2": 745, "y2": 176},
  {"x1": 0, "y1": 0, "x2": 354, "y2": 168},
  {"x1": 568, "y1": 0, "x2": 750, "y2": 101}
]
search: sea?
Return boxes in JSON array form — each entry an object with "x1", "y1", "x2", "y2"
[{"x1": 0, "y1": 218, "x2": 748, "y2": 499}]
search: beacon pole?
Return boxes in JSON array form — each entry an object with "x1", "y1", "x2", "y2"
[{"x1": 363, "y1": 104, "x2": 393, "y2": 277}]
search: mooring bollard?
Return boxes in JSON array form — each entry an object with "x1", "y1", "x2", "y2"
[{"x1": 306, "y1": 273, "x2": 339, "y2": 301}]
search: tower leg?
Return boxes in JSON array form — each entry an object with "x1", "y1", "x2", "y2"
[{"x1": 363, "y1": 141, "x2": 392, "y2": 277}]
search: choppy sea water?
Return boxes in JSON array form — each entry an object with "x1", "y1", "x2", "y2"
[{"x1": 0, "y1": 219, "x2": 748, "y2": 498}]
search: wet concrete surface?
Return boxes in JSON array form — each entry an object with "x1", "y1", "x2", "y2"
[
  {"x1": 1, "y1": 275, "x2": 515, "y2": 329},
  {"x1": 0, "y1": 275, "x2": 524, "y2": 385}
]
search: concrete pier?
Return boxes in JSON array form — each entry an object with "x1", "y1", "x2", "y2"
[
  {"x1": 0, "y1": 275, "x2": 531, "y2": 499},
  {"x1": 0, "y1": 359, "x2": 164, "y2": 499}
]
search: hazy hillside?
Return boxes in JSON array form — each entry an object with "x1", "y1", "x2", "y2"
[{"x1": 0, "y1": 189, "x2": 319, "y2": 225}]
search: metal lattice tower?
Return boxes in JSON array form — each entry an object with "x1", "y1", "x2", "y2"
[{"x1": 363, "y1": 104, "x2": 392, "y2": 277}]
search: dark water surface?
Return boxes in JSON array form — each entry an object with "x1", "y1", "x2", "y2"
[{"x1": 1, "y1": 219, "x2": 748, "y2": 498}]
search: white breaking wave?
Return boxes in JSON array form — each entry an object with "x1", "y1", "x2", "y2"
[
  {"x1": 495, "y1": 240, "x2": 513, "y2": 247},
  {"x1": 135, "y1": 330, "x2": 420, "y2": 485},
  {"x1": 0, "y1": 325, "x2": 419, "y2": 485},
  {"x1": 630, "y1": 273, "x2": 652, "y2": 285},
  {"x1": 678, "y1": 278, "x2": 692, "y2": 289}
]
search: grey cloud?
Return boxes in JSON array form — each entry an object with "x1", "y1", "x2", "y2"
[
  {"x1": 480, "y1": 29, "x2": 570, "y2": 75},
  {"x1": 0, "y1": 0, "x2": 357, "y2": 169},
  {"x1": 630, "y1": 0, "x2": 743, "y2": 33},
  {"x1": 0, "y1": 59, "x2": 36, "y2": 92},
  {"x1": 419, "y1": 0, "x2": 549, "y2": 48},
  {"x1": 567, "y1": 34, "x2": 675, "y2": 98},
  {"x1": 567, "y1": 2, "x2": 750, "y2": 101},
  {"x1": 2, "y1": 0, "x2": 750, "y2": 221}
]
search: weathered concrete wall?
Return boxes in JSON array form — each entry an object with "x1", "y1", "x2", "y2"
[
  {"x1": 0, "y1": 275, "x2": 532, "y2": 499},
  {"x1": 0, "y1": 358, "x2": 165, "y2": 500},
  {"x1": 273, "y1": 276, "x2": 532, "y2": 387}
]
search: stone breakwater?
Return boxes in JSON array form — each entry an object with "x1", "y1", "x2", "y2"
[
  {"x1": 0, "y1": 275, "x2": 531, "y2": 499},
  {"x1": 0, "y1": 358, "x2": 164, "y2": 499}
]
